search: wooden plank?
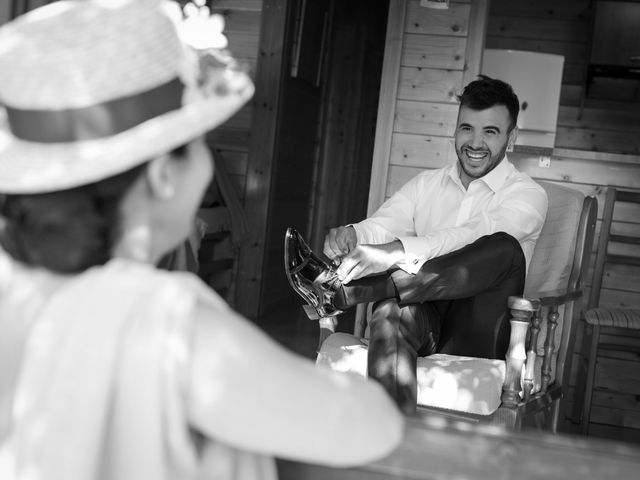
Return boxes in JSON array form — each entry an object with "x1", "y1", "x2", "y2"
[
  {"x1": 402, "y1": 33, "x2": 466, "y2": 70},
  {"x1": 213, "y1": 9, "x2": 262, "y2": 34},
  {"x1": 599, "y1": 289, "x2": 640, "y2": 309},
  {"x1": 225, "y1": 32, "x2": 260, "y2": 63},
  {"x1": 588, "y1": 77, "x2": 640, "y2": 103},
  {"x1": 386, "y1": 164, "x2": 432, "y2": 197},
  {"x1": 555, "y1": 127, "x2": 640, "y2": 155},
  {"x1": 487, "y1": 15, "x2": 589, "y2": 42},
  {"x1": 551, "y1": 148, "x2": 640, "y2": 166},
  {"x1": 485, "y1": 36, "x2": 587, "y2": 64},
  {"x1": 488, "y1": 0, "x2": 591, "y2": 21},
  {"x1": 560, "y1": 84, "x2": 584, "y2": 106},
  {"x1": 198, "y1": 206, "x2": 232, "y2": 233},
  {"x1": 405, "y1": 0, "x2": 470, "y2": 37},
  {"x1": 583, "y1": 96, "x2": 640, "y2": 114},
  {"x1": 214, "y1": 0, "x2": 262, "y2": 11},
  {"x1": 214, "y1": 149, "x2": 248, "y2": 176},
  {"x1": 595, "y1": 357, "x2": 640, "y2": 394},
  {"x1": 591, "y1": 405, "x2": 640, "y2": 430},
  {"x1": 0, "y1": 0, "x2": 11, "y2": 24},
  {"x1": 600, "y1": 264, "x2": 640, "y2": 293},
  {"x1": 390, "y1": 133, "x2": 454, "y2": 168},
  {"x1": 368, "y1": 0, "x2": 408, "y2": 215},
  {"x1": 394, "y1": 100, "x2": 459, "y2": 136},
  {"x1": 220, "y1": 103, "x2": 253, "y2": 130},
  {"x1": 279, "y1": 415, "x2": 640, "y2": 480},
  {"x1": 512, "y1": 155, "x2": 640, "y2": 189},
  {"x1": 568, "y1": 387, "x2": 640, "y2": 413},
  {"x1": 587, "y1": 423, "x2": 640, "y2": 445},
  {"x1": 599, "y1": 327, "x2": 640, "y2": 342},
  {"x1": 397, "y1": 66, "x2": 463, "y2": 103},
  {"x1": 559, "y1": 106, "x2": 640, "y2": 134},
  {"x1": 207, "y1": 126, "x2": 251, "y2": 150},
  {"x1": 462, "y1": 0, "x2": 489, "y2": 87},
  {"x1": 597, "y1": 344, "x2": 640, "y2": 362},
  {"x1": 562, "y1": 62, "x2": 586, "y2": 85}
]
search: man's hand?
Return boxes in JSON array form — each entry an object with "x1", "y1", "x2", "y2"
[
  {"x1": 324, "y1": 226, "x2": 358, "y2": 261},
  {"x1": 337, "y1": 240, "x2": 404, "y2": 284}
]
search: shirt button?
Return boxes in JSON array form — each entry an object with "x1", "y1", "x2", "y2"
[{"x1": 413, "y1": 259, "x2": 418, "y2": 264}]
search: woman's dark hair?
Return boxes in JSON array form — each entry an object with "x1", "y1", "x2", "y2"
[
  {"x1": 457, "y1": 75, "x2": 520, "y2": 131},
  {"x1": 0, "y1": 144, "x2": 188, "y2": 273}
]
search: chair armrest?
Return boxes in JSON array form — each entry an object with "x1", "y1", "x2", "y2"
[{"x1": 535, "y1": 288, "x2": 582, "y2": 306}]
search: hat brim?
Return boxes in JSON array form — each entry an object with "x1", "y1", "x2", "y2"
[{"x1": 0, "y1": 71, "x2": 254, "y2": 194}]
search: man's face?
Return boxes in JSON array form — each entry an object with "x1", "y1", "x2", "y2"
[{"x1": 454, "y1": 104, "x2": 517, "y2": 188}]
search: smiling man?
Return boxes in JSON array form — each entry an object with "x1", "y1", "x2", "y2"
[{"x1": 285, "y1": 75, "x2": 548, "y2": 414}]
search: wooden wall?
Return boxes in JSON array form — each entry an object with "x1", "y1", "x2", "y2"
[
  {"x1": 371, "y1": 0, "x2": 640, "y2": 441},
  {"x1": 208, "y1": 0, "x2": 263, "y2": 202},
  {"x1": 486, "y1": 0, "x2": 640, "y2": 155},
  {"x1": 201, "y1": 0, "x2": 263, "y2": 307}
]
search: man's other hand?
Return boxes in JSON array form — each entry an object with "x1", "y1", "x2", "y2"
[
  {"x1": 324, "y1": 226, "x2": 357, "y2": 261},
  {"x1": 337, "y1": 240, "x2": 404, "y2": 284}
]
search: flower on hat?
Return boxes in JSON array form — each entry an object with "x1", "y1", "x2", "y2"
[
  {"x1": 163, "y1": 1, "x2": 243, "y2": 100},
  {"x1": 163, "y1": 0, "x2": 228, "y2": 51}
]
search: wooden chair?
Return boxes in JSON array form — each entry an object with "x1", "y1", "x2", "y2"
[
  {"x1": 571, "y1": 187, "x2": 640, "y2": 435},
  {"x1": 317, "y1": 181, "x2": 597, "y2": 431}
]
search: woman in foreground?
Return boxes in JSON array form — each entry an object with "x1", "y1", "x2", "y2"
[{"x1": 0, "y1": 1, "x2": 403, "y2": 479}]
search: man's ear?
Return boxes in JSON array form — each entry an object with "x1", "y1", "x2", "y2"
[
  {"x1": 145, "y1": 154, "x2": 175, "y2": 199},
  {"x1": 507, "y1": 126, "x2": 518, "y2": 151}
]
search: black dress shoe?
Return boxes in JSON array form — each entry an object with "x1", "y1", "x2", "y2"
[{"x1": 284, "y1": 227, "x2": 343, "y2": 319}]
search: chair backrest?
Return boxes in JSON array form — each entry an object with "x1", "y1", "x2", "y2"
[
  {"x1": 524, "y1": 181, "x2": 597, "y2": 391},
  {"x1": 525, "y1": 181, "x2": 594, "y2": 298}
]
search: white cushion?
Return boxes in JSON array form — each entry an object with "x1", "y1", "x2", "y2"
[{"x1": 317, "y1": 333, "x2": 505, "y2": 415}]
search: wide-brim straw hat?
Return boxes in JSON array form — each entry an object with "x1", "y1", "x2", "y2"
[{"x1": 0, "y1": 0, "x2": 254, "y2": 194}]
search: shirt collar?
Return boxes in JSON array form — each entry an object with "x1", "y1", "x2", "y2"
[
  {"x1": 447, "y1": 155, "x2": 512, "y2": 193},
  {"x1": 479, "y1": 156, "x2": 511, "y2": 192}
]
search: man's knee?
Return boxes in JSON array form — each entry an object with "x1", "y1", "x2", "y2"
[{"x1": 483, "y1": 232, "x2": 525, "y2": 267}]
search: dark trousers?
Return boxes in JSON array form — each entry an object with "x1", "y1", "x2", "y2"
[{"x1": 337, "y1": 232, "x2": 526, "y2": 414}]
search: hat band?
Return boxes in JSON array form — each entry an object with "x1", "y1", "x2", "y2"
[{"x1": 5, "y1": 78, "x2": 185, "y2": 143}]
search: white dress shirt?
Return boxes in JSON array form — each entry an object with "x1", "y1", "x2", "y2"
[{"x1": 352, "y1": 157, "x2": 548, "y2": 274}]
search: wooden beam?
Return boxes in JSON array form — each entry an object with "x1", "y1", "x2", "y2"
[
  {"x1": 368, "y1": 0, "x2": 408, "y2": 215},
  {"x1": 462, "y1": 0, "x2": 489, "y2": 87},
  {"x1": 234, "y1": 0, "x2": 288, "y2": 319}
]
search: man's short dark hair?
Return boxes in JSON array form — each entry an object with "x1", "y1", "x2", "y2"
[{"x1": 457, "y1": 75, "x2": 520, "y2": 131}]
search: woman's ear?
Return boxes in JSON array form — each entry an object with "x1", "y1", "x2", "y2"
[{"x1": 145, "y1": 154, "x2": 175, "y2": 200}]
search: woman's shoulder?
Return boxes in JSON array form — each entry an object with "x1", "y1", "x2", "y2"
[{"x1": 104, "y1": 259, "x2": 234, "y2": 309}]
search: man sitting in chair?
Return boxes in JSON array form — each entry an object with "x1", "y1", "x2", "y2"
[{"x1": 285, "y1": 75, "x2": 548, "y2": 414}]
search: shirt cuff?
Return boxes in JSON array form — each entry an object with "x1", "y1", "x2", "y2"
[{"x1": 396, "y1": 236, "x2": 430, "y2": 274}]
